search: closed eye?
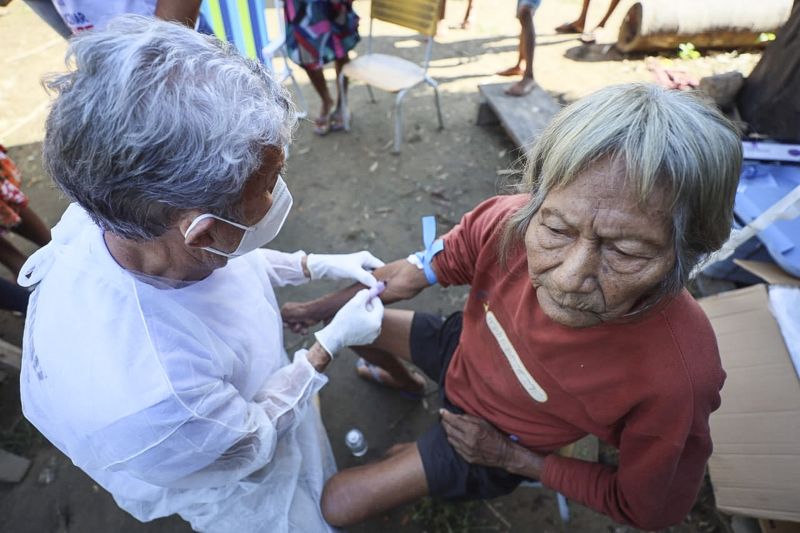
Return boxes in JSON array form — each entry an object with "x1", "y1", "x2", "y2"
[{"x1": 545, "y1": 225, "x2": 568, "y2": 236}]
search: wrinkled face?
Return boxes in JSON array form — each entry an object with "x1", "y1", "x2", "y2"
[
  {"x1": 212, "y1": 146, "x2": 285, "y2": 254},
  {"x1": 524, "y1": 157, "x2": 676, "y2": 328}
]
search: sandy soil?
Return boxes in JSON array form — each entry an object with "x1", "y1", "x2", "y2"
[{"x1": 0, "y1": 0, "x2": 761, "y2": 531}]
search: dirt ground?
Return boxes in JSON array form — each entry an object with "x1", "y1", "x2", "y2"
[{"x1": 0, "y1": 0, "x2": 762, "y2": 531}]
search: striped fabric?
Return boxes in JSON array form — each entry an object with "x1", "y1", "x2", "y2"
[{"x1": 199, "y1": 0, "x2": 271, "y2": 62}]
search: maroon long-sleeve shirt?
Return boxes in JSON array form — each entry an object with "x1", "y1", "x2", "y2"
[{"x1": 435, "y1": 195, "x2": 725, "y2": 530}]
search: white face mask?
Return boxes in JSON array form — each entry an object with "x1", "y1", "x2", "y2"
[{"x1": 184, "y1": 176, "x2": 293, "y2": 258}]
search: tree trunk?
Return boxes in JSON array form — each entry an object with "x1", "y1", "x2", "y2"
[
  {"x1": 616, "y1": 0, "x2": 792, "y2": 53},
  {"x1": 738, "y1": 1, "x2": 800, "y2": 141}
]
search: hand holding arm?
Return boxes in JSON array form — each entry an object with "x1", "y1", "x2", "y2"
[
  {"x1": 306, "y1": 251, "x2": 385, "y2": 287},
  {"x1": 314, "y1": 289, "x2": 384, "y2": 356},
  {"x1": 439, "y1": 410, "x2": 545, "y2": 479},
  {"x1": 281, "y1": 258, "x2": 431, "y2": 333}
]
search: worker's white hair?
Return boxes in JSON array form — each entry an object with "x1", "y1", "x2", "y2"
[
  {"x1": 43, "y1": 15, "x2": 297, "y2": 240},
  {"x1": 501, "y1": 83, "x2": 742, "y2": 295}
]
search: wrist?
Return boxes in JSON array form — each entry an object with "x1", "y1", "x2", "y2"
[
  {"x1": 504, "y1": 445, "x2": 545, "y2": 479},
  {"x1": 302, "y1": 254, "x2": 311, "y2": 278},
  {"x1": 307, "y1": 342, "x2": 332, "y2": 371}
]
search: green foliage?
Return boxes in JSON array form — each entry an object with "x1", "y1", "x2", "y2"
[{"x1": 677, "y1": 42, "x2": 701, "y2": 60}]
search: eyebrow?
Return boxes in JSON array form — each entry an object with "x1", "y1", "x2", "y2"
[{"x1": 540, "y1": 207, "x2": 667, "y2": 249}]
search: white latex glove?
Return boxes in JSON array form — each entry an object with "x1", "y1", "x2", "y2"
[
  {"x1": 315, "y1": 289, "x2": 384, "y2": 356},
  {"x1": 306, "y1": 251, "x2": 385, "y2": 288}
]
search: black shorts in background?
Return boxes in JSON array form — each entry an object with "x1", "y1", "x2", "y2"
[{"x1": 409, "y1": 312, "x2": 529, "y2": 501}]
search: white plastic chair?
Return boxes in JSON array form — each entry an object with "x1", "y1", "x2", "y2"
[{"x1": 338, "y1": 0, "x2": 445, "y2": 154}]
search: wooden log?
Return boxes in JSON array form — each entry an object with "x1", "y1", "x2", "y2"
[
  {"x1": 617, "y1": 0, "x2": 792, "y2": 53},
  {"x1": 738, "y1": 2, "x2": 800, "y2": 141}
]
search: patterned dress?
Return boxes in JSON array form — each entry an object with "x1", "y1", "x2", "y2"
[
  {"x1": 0, "y1": 145, "x2": 29, "y2": 232},
  {"x1": 284, "y1": 0, "x2": 360, "y2": 70}
]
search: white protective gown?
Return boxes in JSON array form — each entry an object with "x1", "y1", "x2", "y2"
[{"x1": 18, "y1": 204, "x2": 338, "y2": 532}]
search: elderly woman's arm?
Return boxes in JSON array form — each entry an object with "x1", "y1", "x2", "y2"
[
  {"x1": 440, "y1": 406, "x2": 714, "y2": 530},
  {"x1": 281, "y1": 258, "x2": 431, "y2": 332}
]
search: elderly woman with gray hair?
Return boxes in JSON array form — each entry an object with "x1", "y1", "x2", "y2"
[
  {"x1": 282, "y1": 83, "x2": 742, "y2": 529},
  {"x1": 18, "y1": 16, "x2": 386, "y2": 533}
]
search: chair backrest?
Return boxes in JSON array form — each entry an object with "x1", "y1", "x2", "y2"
[
  {"x1": 200, "y1": 0, "x2": 282, "y2": 63},
  {"x1": 370, "y1": 0, "x2": 443, "y2": 37}
]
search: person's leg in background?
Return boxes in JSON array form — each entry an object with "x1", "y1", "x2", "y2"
[
  {"x1": 0, "y1": 235, "x2": 27, "y2": 278},
  {"x1": 303, "y1": 66, "x2": 336, "y2": 135},
  {"x1": 11, "y1": 205, "x2": 51, "y2": 247},
  {"x1": 506, "y1": 0, "x2": 538, "y2": 96},
  {"x1": 458, "y1": 0, "x2": 474, "y2": 29},
  {"x1": 556, "y1": 0, "x2": 590, "y2": 33},
  {"x1": 330, "y1": 57, "x2": 350, "y2": 132}
]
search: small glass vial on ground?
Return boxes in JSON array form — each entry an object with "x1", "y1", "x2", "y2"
[{"x1": 345, "y1": 429, "x2": 368, "y2": 457}]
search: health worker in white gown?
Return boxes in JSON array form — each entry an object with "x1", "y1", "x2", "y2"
[{"x1": 18, "y1": 16, "x2": 383, "y2": 532}]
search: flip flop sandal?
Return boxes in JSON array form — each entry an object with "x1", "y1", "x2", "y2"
[
  {"x1": 313, "y1": 113, "x2": 332, "y2": 136},
  {"x1": 329, "y1": 113, "x2": 347, "y2": 132},
  {"x1": 355, "y1": 357, "x2": 425, "y2": 400},
  {"x1": 555, "y1": 22, "x2": 583, "y2": 34}
]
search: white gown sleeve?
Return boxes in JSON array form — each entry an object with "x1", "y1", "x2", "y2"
[
  {"x1": 258, "y1": 249, "x2": 309, "y2": 287},
  {"x1": 90, "y1": 350, "x2": 327, "y2": 490}
]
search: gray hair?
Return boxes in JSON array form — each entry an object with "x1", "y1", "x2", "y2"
[
  {"x1": 43, "y1": 15, "x2": 297, "y2": 240},
  {"x1": 501, "y1": 83, "x2": 742, "y2": 296}
]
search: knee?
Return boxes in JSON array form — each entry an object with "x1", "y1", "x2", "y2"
[
  {"x1": 517, "y1": 6, "x2": 532, "y2": 19},
  {"x1": 321, "y1": 473, "x2": 358, "y2": 528}
]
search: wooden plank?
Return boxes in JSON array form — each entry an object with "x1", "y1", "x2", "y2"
[
  {"x1": 0, "y1": 449, "x2": 31, "y2": 483},
  {"x1": 477, "y1": 83, "x2": 561, "y2": 152},
  {"x1": 0, "y1": 337, "x2": 22, "y2": 372}
]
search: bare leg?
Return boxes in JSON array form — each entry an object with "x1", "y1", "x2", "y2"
[
  {"x1": 0, "y1": 235, "x2": 28, "y2": 277},
  {"x1": 595, "y1": 0, "x2": 621, "y2": 28},
  {"x1": 556, "y1": 0, "x2": 589, "y2": 33},
  {"x1": 331, "y1": 57, "x2": 350, "y2": 130},
  {"x1": 506, "y1": 5, "x2": 536, "y2": 96},
  {"x1": 304, "y1": 66, "x2": 335, "y2": 134},
  {"x1": 353, "y1": 309, "x2": 426, "y2": 394},
  {"x1": 321, "y1": 442, "x2": 429, "y2": 527},
  {"x1": 497, "y1": 36, "x2": 524, "y2": 76},
  {"x1": 11, "y1": 206, "x2": 51, "y2": 246},
  {"x1": 459, "y1": 0, "x2": 474, "y2": 29}
]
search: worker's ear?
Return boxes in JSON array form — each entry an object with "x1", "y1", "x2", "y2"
[{"x1": 180, "y1": 215, "x2": 216, "y2": 249}]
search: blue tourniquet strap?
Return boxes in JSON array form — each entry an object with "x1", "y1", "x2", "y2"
[{"x1": 417, "y1": 216, "x2": 443, "y2": 285}]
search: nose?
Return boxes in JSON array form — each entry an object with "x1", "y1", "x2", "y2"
[{"x1": 550, "y1": 238, "x2": 599, "y2": 294}]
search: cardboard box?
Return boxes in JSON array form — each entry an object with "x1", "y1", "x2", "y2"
[{"x1": 698, "y1": 264, "x2": 800, "y2": 523}]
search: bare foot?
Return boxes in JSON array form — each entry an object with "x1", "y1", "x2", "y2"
[
  {"x1": 505, "y1": 77, "x2": 537, "y2": 97},
  {"x1": 555, "y1": 20, "x2": 584, "y2": 34},
  {"x1": 497, "y1": 64, "x2": 524, "y2": 77},
  {"x1": 356, "y1": 358, "x2": 426, "y2": 395}
]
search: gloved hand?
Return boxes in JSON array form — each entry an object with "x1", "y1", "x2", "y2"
[
  {"x1": 314, "y1": 289, "x2": 384, "y2": 356},
  {"x1": 306, "y1": 251, "x2": 385, "y2": 287}
]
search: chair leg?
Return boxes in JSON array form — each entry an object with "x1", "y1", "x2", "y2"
[
  {"x1": 556, "y1": 492, "x2": 570, "y2": 524},
  {"x1": 426, "y1": 77, "x2": 444, "y2": 130},
  {"x1": 283, "y1": 49, "x2": 308, "y2": 119},
  {"x1": 338, "y1": 70, "x2": 351, "y2": 131},
  {"x1": 393, "y1": 89, "x2": 408, "y2": 154},
  {"x1": 366, "y1": 85, "x2": 377, "y2": 103}
]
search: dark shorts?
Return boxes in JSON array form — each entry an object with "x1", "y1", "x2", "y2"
[{"x1": 410, "y1": 312, "x2": 528, "y2": 501}]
